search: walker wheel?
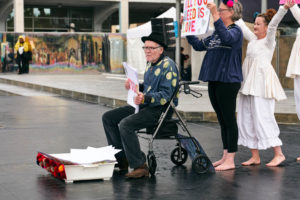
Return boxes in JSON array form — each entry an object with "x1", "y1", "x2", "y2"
[
  {"x1": 170, "y1": 147, "x2": 188, "y2": 166},
  {"x1": 192, "y1": 154, "x2": 210, "y2": 174},
  {"x1": 147, "y1": 152, "x2": 157, "y2": 176}
]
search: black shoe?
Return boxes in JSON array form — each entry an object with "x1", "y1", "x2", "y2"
[{"x1": 115, "y1": 158, "x2": 129, "y2": 171}]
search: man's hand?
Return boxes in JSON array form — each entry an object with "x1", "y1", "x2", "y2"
[
  {"x1": 134, "y1": 92, "x2": 144, "y2": 105},
  {"x1": 125, "y1": 79, "x2": 130, "y2": 90}
]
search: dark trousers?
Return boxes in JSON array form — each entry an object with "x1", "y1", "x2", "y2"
[
  {"x1": 24, "y1": 51, "x2": 32, "y2": 73},
  {"x1": 208, "y1": 81, "x2": 241, "y2": 153},
  {"x1": 16, "y1": 54, "x2": 26, "y2": 74},
  {"x1": 102, "y1": 105, "x2": 164, "y2": 168}
]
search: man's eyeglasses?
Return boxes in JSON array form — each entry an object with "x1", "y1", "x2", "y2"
[
  {"x1": 142, "y1": 46, "x2": 161, "y2": 51},
  {"x1": 217, "y1": 8, "x2": 232, "y2": 13}
]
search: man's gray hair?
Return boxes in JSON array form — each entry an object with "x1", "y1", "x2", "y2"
[{"x1": 231, "y1": 1, "x2": 243, "y2": 22}]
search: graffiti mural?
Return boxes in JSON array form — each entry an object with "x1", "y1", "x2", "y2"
[{"x1": 0, "y1": 32, "x2": 126, "y2": 74}]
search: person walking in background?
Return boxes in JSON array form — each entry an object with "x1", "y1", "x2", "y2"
[
  {"x1": 15, "y1": 35, "x2": 30, "y2": 74},
  {"x1": 235, "y1": 0, "x2": 295, "y2": 167},
  {"x1": 285, "y1": 2, "x2": 300, "y2": 162},
  {"x1": 2, "y1": 46, "x2": 10, "y2": 73},
  {"x1": 4, "y1": 48, "x2": 14, "y2": 72},
  {"x1": 184, "y1": 0, "x2": 243, "y2": 171}
]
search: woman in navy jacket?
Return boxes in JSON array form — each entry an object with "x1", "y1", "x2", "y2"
[{"x1": 186, "y1": 0, "x2": 243, "y2": 171}]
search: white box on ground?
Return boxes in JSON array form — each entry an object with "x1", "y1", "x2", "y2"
[
  {"x1": 64, "y1": 162, "x2": 116, "y2": 183},
  {"x1": 42, "y1": 146, "x2": 121, "y2": 183}
]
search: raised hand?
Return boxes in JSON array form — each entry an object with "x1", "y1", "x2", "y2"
[
  {"x1": 180, "y1": 16, "x2": 184, "y2": 26},
  {"x1": 207, "y1": 2, "x2": 218, "y2": 16},
  {"x1": 284, "y1": 0, "x2": 296, "y2": 9},
  {"x1": 207, "y1": 2, "x2": 220, "y2": 21}
]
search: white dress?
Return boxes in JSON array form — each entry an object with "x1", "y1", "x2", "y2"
[
  {"x1": 235, "y1": 7, "x2": 287, "y2": 101},
  {"x1": 286, "y1": 5, "x2": 300, "y2": 120},
  {"x1": 235, "y1": 6, "x2": 288, "y2": 150},
  {"x1": 286, "y1": 5, "x2": 300, "y2": 78}
]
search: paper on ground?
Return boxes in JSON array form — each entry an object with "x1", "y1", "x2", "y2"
[{"x1": 50, "y1": 145, "x2": 121, "y2": 165}]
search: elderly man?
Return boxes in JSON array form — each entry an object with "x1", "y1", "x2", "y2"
[{"x1": 102, "y1": 32, "x2": 178, "y2": 178}]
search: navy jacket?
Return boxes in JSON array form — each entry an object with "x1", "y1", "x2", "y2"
[
  {"x1": 187, "y1": 18, "x2": 243, "y2": 83},
  {"x1": 141, "y1": 54, "x2": 179, "y2": 107}
]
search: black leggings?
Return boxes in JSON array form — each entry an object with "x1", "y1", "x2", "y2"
[{"x1": 208, "y1": 81, "x2": 241, "y2": 153}]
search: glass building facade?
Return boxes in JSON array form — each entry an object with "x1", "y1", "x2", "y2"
[{"x1": 6, "y1": 6, "x2": 94, "y2": 32}]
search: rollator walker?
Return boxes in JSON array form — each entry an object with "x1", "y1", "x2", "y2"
[{"x1": 137, "y1": 81, "x2": 215, "y2": 176}]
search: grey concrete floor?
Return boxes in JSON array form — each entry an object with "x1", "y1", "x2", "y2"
[{"x1": 0, "y1": 95, "x2": 300, "y2": 200}]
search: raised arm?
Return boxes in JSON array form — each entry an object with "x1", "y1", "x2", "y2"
[
  {"x1": 207, "y1": 2, "x2": 242, "y2": 46},
  {"x1": 186, "y1": 35, "x2": 210, "y2": 51},
  {"x1": 290, "y1": 4, "x2": 300, "y2": 25},
  {"x1": 214, "y1": 19, "x2": 243, "y2": 46},
  {"x1": 265, "y1": 6, "x2": 288, "y2": 48},
  {"x1": 235, "y1": 18, "x2": 257, "y2": 42}
]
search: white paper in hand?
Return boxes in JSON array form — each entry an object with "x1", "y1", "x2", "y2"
[{"x1": 123, "y1": 62, "x2": 139, "y2": 113}]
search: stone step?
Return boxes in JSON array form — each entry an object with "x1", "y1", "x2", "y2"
[
  {"x1": 0, "y1": 75, "x2": 298, "y2": 124},
  {"x1": 0, "y1": 83, "x2": 58, "y2": 97}
]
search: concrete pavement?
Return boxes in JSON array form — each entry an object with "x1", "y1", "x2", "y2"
[{"x1": 0, "y1": 73, "x2": 298, "y2": 124}]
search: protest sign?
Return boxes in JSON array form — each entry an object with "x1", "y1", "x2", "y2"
[
  {"x1": 280, "y1": 0, "x2": 300, "y2": 4},
  {"x1": 181, "y1": 0, "x2": 213, "y2": 36},
  {"x1": 123, "y1": 62, "x2": 139, "y2": 113}
]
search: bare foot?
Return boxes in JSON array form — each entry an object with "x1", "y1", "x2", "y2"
[
  {"x1": 297, "y1": 157, "x2": 300, "y2": 161},
  {"x1": 266, "y1": 155, "x2": 285, "y2": 167},
  {"x1": 213, "y1": 150, "x2": 229, "y2": 167},
  {"x1": 213, "y1": 157, "x2": 226, "y2": 167},
  {"x1": 215, "y1": 161, "x2": 235, "y2": 171},
  {"x1": 241, "y1": 157, "x2": 261, "y2": 166}
]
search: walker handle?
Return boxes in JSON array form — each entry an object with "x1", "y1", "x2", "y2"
[{"x1": 179, "y1": 81, "x2": 200, "y2": 86}]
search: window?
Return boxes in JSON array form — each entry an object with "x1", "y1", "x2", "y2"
[{"x1": 7, "y1": 6, "x2": 93, "y2": 32}]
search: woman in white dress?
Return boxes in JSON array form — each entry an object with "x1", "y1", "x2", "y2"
[
  {"x1": 235, "y1": 0, "x2": 295, "y2": 167},
  {"x1": 285, "y1": 4, "x2": 300, "y2": 162}
]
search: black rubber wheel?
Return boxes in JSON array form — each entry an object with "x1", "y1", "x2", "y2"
[
  {"x1": 147, "y1": 152, "x2": 157, "y2": 176},
  {"x1": 192, "y1": 154, "x2": 210, "y2": 174},
  {"x1": 170, "y1": 147, "x2": 188, "y2": 166}
]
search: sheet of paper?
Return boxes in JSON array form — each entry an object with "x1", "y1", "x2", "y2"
[
  {"x1": 181, "y1": 0, "x2": 213, "y2": 36},
  {"x1": 123, "y1": 62, "x2": 139, "y2": 113},
  {"x1": 50, "y1": 146, "x2": 121, "y2": 165}
]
